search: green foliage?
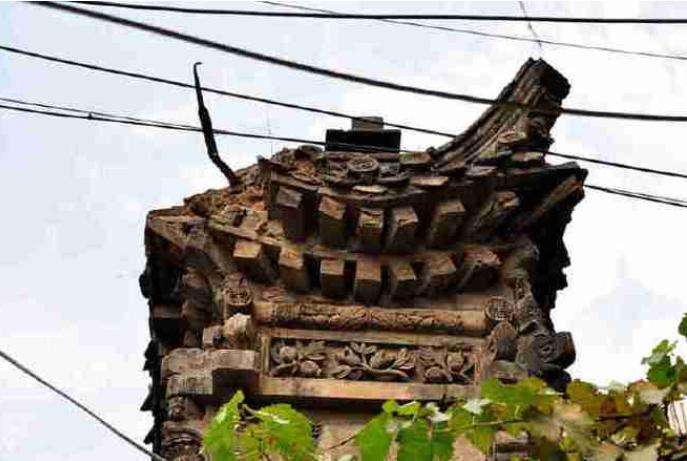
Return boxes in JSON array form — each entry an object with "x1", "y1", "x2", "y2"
[
  {"x1": 356, "y1": 414, "x2": 394, "y2": 461},
  {"x1": 249, "y1": 404, "x2": 315, "y2": 461},
  {"x1": 642, "y1": 340, "x2": 677, "y2": 387},
  {"x1": 202, "y1": 390, "x2": 244, "y2": 461},
  {"x1": 396, "y1": 419, "x2": 431, "y2": 461},
  {"x1": 203, "y1": 314, "x2": 687, "y2": 461},
  {"x1": 679, "y1": 314, "x2": 687, "y2": 340}
]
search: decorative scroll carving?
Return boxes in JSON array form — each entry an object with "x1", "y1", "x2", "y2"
[
  {"x1": 331, "y1": 343, "x2": 415, "y2": 381},
  {"x1": 347, "y1": 155, "x2": 380, "y2": 184},
  {"x1": 270, "y1": 340, "x2": 327, "y2": 378},
  {"x1": 485, "y1": 296, "x2": 515, "y2": 325},
  {"x1": 516, "y1": 332, "x2": 575, "y2": 381},
  {"x1": 267, "y1": 339, "x2": 476, "y2": 384},
  {"x1": 253, "y1": 301, "x2": 487, "y2": 336},
  {"x1": 417, "y1": 347, "x2": 475, "y2": 384}
]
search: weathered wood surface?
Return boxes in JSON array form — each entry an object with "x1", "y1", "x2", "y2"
[{"x1": 252, "y1": 301, "x2": 487, "y2": 336}]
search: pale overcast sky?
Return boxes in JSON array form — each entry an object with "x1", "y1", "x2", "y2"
[{"x1": 2, "y1": 1, "x2": 687, "y2": 459}]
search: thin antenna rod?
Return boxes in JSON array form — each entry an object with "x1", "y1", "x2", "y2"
[{"x1": 193, "y1": 62, "x2": 241, "y2": 188}]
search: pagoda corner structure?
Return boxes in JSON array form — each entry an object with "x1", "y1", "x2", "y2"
[{"x1": 139, "y1": 58, "x2": 587, "y2": 460}]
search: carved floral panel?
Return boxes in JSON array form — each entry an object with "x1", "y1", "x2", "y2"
[{"x1": 268, "y1": 339, "x2": 477, "y2": 384}]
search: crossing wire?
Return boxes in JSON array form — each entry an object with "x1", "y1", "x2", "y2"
[
  {"x1": 585, "y1": 184, "x2": 687, "y2": 209},
  {"x1": 3, "y1": 91, "x2": 687, "y2": 180},
  {"x1": 3, "y1": 46, "x2": 687, "y2": 180},
  {"x1": 259, "y1": 1, "x2": 687, "y2": 63},
  {"x1": 0, "y1": 347, "x2": 168, "y2": 461},
  {"x1": 34, "y1": 2, "x2": 687, "y2": 123},
  {"x1": 79, "y1": 1, "x2": 687, "y2": 24},
  {"x1": 0, "y1": 100, "x2": 416, "y2": 153},
  {"x1": 0, "y1": 44, "x2": 453, "y2": 138},
  {"x1": 518, "y1": 1, "x2": 544, "y2": 53},
  {"x1": 4, "y1": 40, "x2": 687, "y2": 180},
  {"x1": 2, "y1": 99, "x2": 687, "y2": 209}
]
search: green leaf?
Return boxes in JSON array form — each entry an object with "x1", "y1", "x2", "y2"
[
  {"x1": 396, "y1": 401, "x2": 422, "y2": 417},
  {"x1": 382, "y1": 400, "x2": 399, "y2": 414},
  {"x1": 356, "y1": 414, "x2": 394, "y2": 461},
  {"x1": 449, "y1": 406, "x2": 473, "y2": 434},
  {"x1": 641, "y1": 340, "x2": 678, "y2": 387},
  {"x1": 449, "y1": 406, "x2": 495, "y2": 454},
  {"x1": 430, "y1": 424, "x2": 455, "y2": 461},
  {"x1": 679, "y1": 313, "x2": 687, "y2": 340},
  {"x1": 238, "y1": 426, "x2": 262, "y2": 461},
  {"x1": 397, "y1": 419, "x2": 432, "y2": 461},
  {"x1": 463, "y1": 398, "x2": 492, "y2": 415},
  {"x1": 481, "y1": 378, "x2": 536, "y2": 406},
  {"x1": 567, "y1": 380, "x2": 603, "y2": 418},
  {"x1": 252, "y1": 403, "x2": 315, "y2": 461},
  {"x1": 646, "y1": 356, "x2": 676, "y2": 387},
  {"x1": 642, "y1": 340, "x2": 676, "y2": 366},
  {"x1": 465, "y1": 425, "x2": 496, "y2": 454},
  {"x1": 202, "y1": 390, "x2": 244, "y2": 461},
  {"x1": 551, "y1": 401, "x2": 594, "y2": 454}
]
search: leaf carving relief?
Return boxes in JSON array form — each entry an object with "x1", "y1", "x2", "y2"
[{"x1": 267, "y1": 339, "x2": 476, "y2": 384}]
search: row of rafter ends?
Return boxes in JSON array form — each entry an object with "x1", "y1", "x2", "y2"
[{"x1": 260, "y1": 163, "x2": 585, "y2": 252}]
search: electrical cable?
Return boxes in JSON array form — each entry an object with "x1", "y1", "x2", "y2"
[
  {"x1": 259, "y1": 1, "x2": 687, "y2": 63},
  {"x1": 0, "y1": 44, "x2": 454, "y2": 138},
  {"x1": 584, "y1": 184, "x2": 687, "y2": 208},
  {"x1": 518, "y1": 1, "x2": 544, "y2": 53},
  {"x1": 0, "y1": 101, "x2": 413, "y2": 153},
  {"x1": 34, "y1": 2, "x2": 687, "y2": 123},
  {"x1": 5, "y1": 96, "x2": 687, "y2": 179},
  {"x1": 2, "y1": 98, "x2": 686, "y2": 209},
  {"x1": 78, "y1": 1, "x2": 687, "y2": 24},
  {"x1": 6, "y1": 95, "x2": 687, "y2": 180},
  {"x1": 545, "y1": 150, "x2": 687, "y2": 180},
  {"x1": 3, "y1": 86, "x2": 687, "y2": 179},
  {"x1": 0, "y1": 347, "x2": 168, "y2": 461}
]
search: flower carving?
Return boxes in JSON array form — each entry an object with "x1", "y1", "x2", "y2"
[
  {"x1": 417, "y1": 347, "x2": 475, "y2": 384},
  {"x1": 330, "y1": 342, "x2": 415, "y2": 382},
  {"x1": 269, "y1": 340, "x2": 326, "y2": 378}
]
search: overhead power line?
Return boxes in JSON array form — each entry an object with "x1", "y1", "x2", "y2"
[
  {"x1": 259, "y1": 1, "x2": 687, "y2": 63},
  {"x1": 35, "y1": 2, "x2": 687, "y2": 123},
  {"x1": 544, "y1": 151, "x2": 687, "y2": 180},
  {"x1": 2, "y1": 43, "x2": 686, "y2": 180},
  {"x1": 2, "y1": 98, "x2": 687, "y2": 209},
  {"x1": 0, "y1": 44, "x2": 453, "y2": 138},
  {"x1": 0, "y1": 347, "x2": 167, "y2": 461},
  {"x1": 0, "y1": 100, "x2": 417, "y2": 153},
  {"x1": 80, "y1": 1, "x2": 687, "y2": 24},
  {"x1": 4, "y1": 95, "x2": 687, "y2": 180},
  {"x1": 585, "y1": 184, "x2": 687, "y2": 209}
]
